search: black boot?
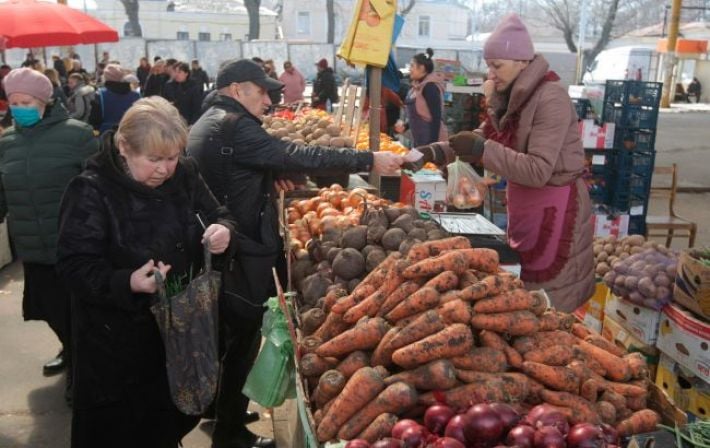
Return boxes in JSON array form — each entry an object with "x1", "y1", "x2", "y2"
[{"x1": 43, "y1": 350, "x2": 66, "y2": 376}]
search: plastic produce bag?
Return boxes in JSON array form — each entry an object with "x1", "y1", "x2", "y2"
[
  {"x1": 603, "y1": 247, "x2": 678, "y2": 310},
  {"x1": 243, "y1": 296, "x2": 296, "y2": 407},
  {"x1": 447, "y1": 157, "x2": 487, "y2": 209}
]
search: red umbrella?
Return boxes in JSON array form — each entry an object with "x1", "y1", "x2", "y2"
[{"x1": 0, "y1": 0, "x2": 119, "y2": 49}]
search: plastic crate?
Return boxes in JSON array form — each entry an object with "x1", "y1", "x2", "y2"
[
  {"x1": 604, "y1": 80, "x2": 662, "y2": 108},
  {"x1": 603, "y1": 104, "x2": 659, "y2": 130},
  {"x1": 615, "y1": 129, "x2": 656, "y2": 152},
  {"x1": 612, "y1": 172, "x2": 651, "y2": 198},
  {"x1": 614, "y1": 150, "x2": 655, "y2": 176},
  {"x1": 584, "y1": 149, "x2": 614, "y2": 175},
  {"x1": 628, "y1": 214, "x2": 646, "y2": 235},
  {"x1": 608, "y1": 191, "x2": 645, "y2": 213}
]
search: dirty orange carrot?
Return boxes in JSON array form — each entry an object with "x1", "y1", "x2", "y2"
[
  {"x1": 377, "y1": 281, "x2": 422, "y2": 317},
  {"x1": 472, "y1": 288, "x2": 539, "y2": 314},
  {"x1": 596, "y1": 401, "x2": 617, "y2": 425},
  {"x1": 479, "y1": 330, "x2": 523, "y2": 369},
  {"x1": 601, "y1": 389, "x2": 627, "y2": 413},
  {"x1": 338, "y1": 382, "x2": 418, "y2": 440},
  {"x1": 403, "y1": 251, "x2": 468, "y2": 279},
  {"x1": 385, "y1": 287, "x2": 440, "y2": 322},
  {"x1": 529, "y1": 291, "x2": 549, "y2": 316},
  {"x1": 458, "y1": 270, "x2": 482, "y2": 289},
  {"x1": 538, "y1": 310, "x2": 575, "y2": 332},
  {"x1": 343, "y1": 289, "x2": 388, "y2": 324},
  {"x1": 406, "y1": 236, "x2": 471, "y2": 262},
  {"x1": 336, "y1": 351, "x2": 370, "y2": 378},
  {"x1": 524, "y1": 345, "x2": 576, "y2": 366},
  {"x1": 317, "y1": 367, "x2": 385, "y2": 442},
  {"x1": 384, "y1": 359, "x2": 458, "y2": 391},
  {"x1": 539, "y1": 390, "x2": 601, "y2": 425},
  {"x1": 567, "y1": 360, "x2": 605, "y2": 384},
  {"x1": 331, "y1": 286, "x2": 376, "y2": 314},
  {"x1": 454, "y1": 371, "x2": 530, "y2": 402},
  {"x1": 314, "y1": 409, "x2": 324, "y2": 427},
  {"x1": 370, "y1": 327, "x2": 401, "y2": 368},
  {"x1": 455, "y1": 248, "x2": 500, "y2": 273},
  {"x1": 313, "y1": 311, "x2": 352, "y2": 341},
  {"x1": 323, "y1": 286, "x2": 348, "y2": 313},
  {"x1": 390, "y1": 310, "x2": 445, "y2": 350},
  {"x1": 438, "y1": 299, "x2": 472, "y2": 324},
  {"x1": 440, "y1": 289, "x2": 464, "y2": 304},
  {"x1": 418, "y1": 379, "x2": 508, "y2": 408},
  {"x1": 625, "y1": 394, "x2": 647, "y2": 411},
  {"x1": 316, "y1": 317, "x2": 390, "y2": 358},
  {"x1": 616, "y1": 409, "x2": 660, "y2": 437},
  {"x1": 300, "y1": 353, "x2": 339, "y2": 377},
  {"x1": 333, "y1": 253, "x2": 402, "y2": 313},
  {"x1": 576, "y1": 339, "x2": 631, "y2": 382},
  {"x1": 314, "y1": 369, "x2": 347, "y2": 408},
  {"x1": 624, "y1": 353, "x2": 650, "y2": 380},
  {"x1": 392, "y1": 324, "x2": 474, "y2": 369},
  {"x1": 602, "y1": 380, "x2": 647, "y2": 397},
  {"x1": 424, "y1": 270, "x2": 460, "y2": 292},
  {"x1": 394, "y1": 311, "x2": 426, "y2": 328},
  {"x1": 470, "y1": 310, "x2": 540, "y2": 336},
  {"x1": 585, "y1": 334, "x2": 627, "y2": 358},
  {"x1": 580, "y1": 378, "x2": 602, "y2": 403},
  {"x1": 300, "y1": 336, "x2": 322, "y2": 355},
  {"x1": 451, "y1": 347, "x2": 507, "y2": 373},
  {"x1": 357, "y1": 413, "x2": 399, "y2": 444},
  {"x1": 572, "y1": 322, "x2": 593, "y2": 340},
  {"x1": 460, "y1": 274, "x2": 515, "y2": 301},
  {"x1": 521, "y1": 361, "x2": 581, "y2": 394}
]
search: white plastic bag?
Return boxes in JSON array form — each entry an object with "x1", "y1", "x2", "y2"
[{"x1": 446, "y1": 158, "x2": 487, "y2": 209}]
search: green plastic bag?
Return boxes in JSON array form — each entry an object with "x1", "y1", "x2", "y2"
[{"x1": 242, "y1": 296, "x2": 296, "y2": 407}]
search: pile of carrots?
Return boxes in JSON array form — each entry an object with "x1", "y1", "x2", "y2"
[{"x1": 296, "y1": 236, "x2": 662, "y2": 444}]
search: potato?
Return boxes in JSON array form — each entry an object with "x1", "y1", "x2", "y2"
[
  {"x1": 596, "y1": 262, "x2": 611, "y2": 276},
  {"x1": 330, "y1": 137, "x2": 346, "y2": 148},
  {"x1": 274, "y1": 128, "x2": 289, "y2": 138},
  {"x1": 326, "y1": 124, "x2": 341, "y2": 137},
  {"x1": 343, "y1": 137, "x2": 355, "y2": 148},
  {"x1": 614, "y1": 275, "x2": 627, "y2": 288},
  {"x1": 593, "y1": 244, "x2": 604, "y2": 256},
  {"x1": 382, "y1": 228, "x2": 406, "y2": 251},
  {"x1": 603, "y1": 244, "x2": 614, "y2": 254},
  {"x1": 311, "y1": 128, "x2": 326, "y2": 140},
  {"x1": 317, "y1": 119, "x2": 331, "y2": 129},
  {"x1": 624, "y1": 275, "x2": 639, "y2": 290},
  {"x1": 270, "y1": 120, "x2": 285, "y2": 130},
  {"x1": 603, "y1": 271, "x2": 616, "y2": 285},
  {"x1": 630, "y1": 246, "x2": 644, "y2": 255},
  {"x1": 598, "y1": 251, "x2": 609, "y2": 262},
  {"x1": 637, "y1": 277, "x2": 657, "y2": 298},
  {"x1": 316, "y1": 135, "x2": 332, "y2": 146},
  {"x1": 619, "y1": 252, "x2": 630, "y2": 260},
  {"x1": 654, "y1": 273, "x2": 671, "y2": 287},
  {"x1": 656, "y1": 286, "x2": 671, "y2": 301},
  {"x1": 626, "y1": 234, "x2": 645, "y2": 246},
  {"x1": 665, "y1": 262, "x2": 677, "y2": 277}
]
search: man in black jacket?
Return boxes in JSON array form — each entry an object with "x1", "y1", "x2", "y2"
[
  {"x1": 187, "y1": 59, "x2": 403, "y2": 448},
  {"x1": 163, "y1": 61, "x2": 203, "y2": 124},
  {"x1": 312, "y1": 58, "x2": 339, "y2": 111}
]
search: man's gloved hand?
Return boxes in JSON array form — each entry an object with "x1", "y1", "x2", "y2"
[
  {"x1": 449, "y1": 131, "x2": 486, "y2": 164},
  {"x1": 402, "y1": 142, "x2": 452, "y2": 172}
]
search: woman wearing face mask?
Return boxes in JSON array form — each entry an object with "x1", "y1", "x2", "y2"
[
  {"x1": 56, "y1": 96, "x2": 237, "y2": 447},
  {"x1": 0, "y1": 68, "x2": 98, "y2": 391},
  {"x1": 413, "y1": 14, "x2": 594, "y2": 312}
]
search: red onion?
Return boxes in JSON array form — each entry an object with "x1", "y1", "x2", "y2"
[
  {"x1": 392, "y1": 419, "x2": 420, "y2": 440},
  {"x1": 345, "y1": 440, "x2": 371, "y2": 448},
  {"x1": 534, "y1": 410, "x2": 569, "y2": 436},
  {"x1": 431, "y1": 437, "x2": 466, "y2": 448},
  {"x1": 600, "y1": 423, "x2": 620, "y2": 445},
  {"x1": 424, "y1": 404, "x2": 456, "y2": 435},
  {"x1": 464, "y1": 404, "x2": 505, "y2": 447},
  {"x1": 567, "y1": 423, "x2": 605, "y2": 448},
  {"x1": 490, "y1": 402, "x2": 521, "y2": 431},
  {"x1": 444, "y1": 414, "x2": 469, "y2": 444},
  {"x1": 534, "y1": 426, "x2": 566, "y2": 448},
  {"x1": 524, "y1": 404, "x2": 559, "y2": 425},
  {"x1": 506, "y1": 425, "x2": 536, "y2": 448},
  {"x1": 400, "y1": 426, "x2": 429, "y2": 448},
  {"x1": 372, "y1": 438, "x2": 404, "y2": 448}
]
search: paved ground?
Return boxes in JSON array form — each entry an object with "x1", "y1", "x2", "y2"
[
  {"x1": 0, "y1": 262, "x2": 273, "y2": 448},
  {"x1": 656, "y1": 108, "x2": 710, "y2": 189}
]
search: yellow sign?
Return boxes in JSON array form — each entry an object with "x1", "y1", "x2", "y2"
[{"x1": 338, "y1": 0, "x2": 397, "y2": 68}]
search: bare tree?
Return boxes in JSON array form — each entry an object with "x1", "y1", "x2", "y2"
[
  {"x1": 327, "y1": 0, "x2": 335, "y2": 43},
  {"x1": 245, "y1": 0, "x2": 261, "y2": 40},
  {"x1": 120, "y1": 0, "x2": 142, "y2": 37},
  {"x1": 400, "y1": 0, "x2": 416, "y2": 16}
]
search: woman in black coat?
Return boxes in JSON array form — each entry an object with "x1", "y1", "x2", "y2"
[{"x1": 56, "y1": 97, "x2": 236, "y2": 448}]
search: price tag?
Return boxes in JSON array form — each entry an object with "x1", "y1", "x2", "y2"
[
  {"x1": 591, "y1": 155, "x2": 606, "y2": 165},
  {"x1": 630, "y1": 205, "x2": 644, "y2": 216}
]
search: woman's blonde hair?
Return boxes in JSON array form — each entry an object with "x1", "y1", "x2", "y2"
[
  {"x1": 43, "y1": 68, "x2": 60, "y2": 86},
  {"x1": 115, "y1": 96, "x2": 188, "y2": 157}
]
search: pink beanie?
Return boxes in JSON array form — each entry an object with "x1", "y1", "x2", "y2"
[
  {"x1": 484, "y1": 13, "x2": 535, "y2": 61},
  {"x1": 2, "y1": 68, "x2": 53, "y2": 103}
]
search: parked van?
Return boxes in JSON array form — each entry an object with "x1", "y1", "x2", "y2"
[{"x1": 583, "y1": 46, "x2": 658, "y2": 83}]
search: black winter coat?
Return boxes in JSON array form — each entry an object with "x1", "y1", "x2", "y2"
[
  {"x1": 313, "y1": 67, "x2": 339, "y2": 108},
  {"x1": 187, "y1": 94, "x2": 373, "y2": 245},
  {"x1": 56, "y1": 134, "x2": 236, "y2": 410},
  {"x1": 163, "y1": 79, "x2": 204, "y2": 125}
]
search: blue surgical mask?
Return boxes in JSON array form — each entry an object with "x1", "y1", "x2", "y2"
[{"x1": 10, "y1": 105, "x2": 42, "y2": 128}]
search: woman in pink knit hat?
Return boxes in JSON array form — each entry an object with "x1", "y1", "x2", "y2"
[{"x1": 411, "y1": 13, "x2": 594, "y2": 311}]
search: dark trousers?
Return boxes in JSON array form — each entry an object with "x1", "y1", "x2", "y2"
[{"x1": 212, "y1": 304, "x2": 263, "y2": 447}]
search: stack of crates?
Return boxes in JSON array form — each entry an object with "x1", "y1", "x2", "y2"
[{"x1": 586, "y1": 80, "x2": 662, "y2": 235}]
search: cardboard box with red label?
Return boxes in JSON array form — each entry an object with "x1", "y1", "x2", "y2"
[
  {"x1": 592, "y1": 214, "x2": 630, "y2": 239},
  {"x1": 656, "y1": 303, "x2": 710, "y2": 383},
  {"x1": 579, "y1": 119, "x2": 616, "y2": 149},
  {"x1": 400, "y1": 172, "x2": 447, "y2": 214},
  {"x1": 574, "y1": 282, "x2": 608, "y2": 333},
  {"x1": 674, "y1": 250, "x2": 710, "y2": 321},
  {"x1": 604, "y1": 293, "x2": 662, "y2": 345}
]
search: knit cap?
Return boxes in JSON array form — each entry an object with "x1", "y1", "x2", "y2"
[
  {"x1": 103, "y1": 64, "x2": 126, "y2": 83},
  {"x1": 483, "y1": 13, "x2": 535, "y2": 61},
  {"x1": 2, "y1": 68, "x2": 53, "y2": 103}
]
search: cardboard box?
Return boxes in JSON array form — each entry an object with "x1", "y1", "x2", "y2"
[
  {"x1": 578, "y1": 119, "x2": 616, "y2": 149},
  {"x1": 592, "y1": 214, "x2": 629, "y2": 239},
  {"x1": 656, "y1": 353, "x2": 710, "y2": 422},
  {"x1": 674, "y1": 250, "x2": 710, "y2": 321},
  {"x1": 656, "y1": 303, "x2": 710, "y2": 383},
  {"x1": 604, "y1": 293, "x2": 662, "y2": 345},
  {"x1": 602, "y1": 315, "x2": 659, "y2": 379},
  {"x1": 574, "y1": 282, "x2": 608, "y2": 333},
  {"x1": 400, "y1": 172, "x2": 447, "y2": 214}
]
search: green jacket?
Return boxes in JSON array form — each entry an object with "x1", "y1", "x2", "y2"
[{"x1": 0, "y1": 104, "x2": 98, "y2": 264}]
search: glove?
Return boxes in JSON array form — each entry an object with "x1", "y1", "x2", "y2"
[
  {"x1": 402, "y1": 142, "x2": 453, "y2": 172},
  {"x1": 449, "y1": 131, "x2": 486, "y2": 164}
]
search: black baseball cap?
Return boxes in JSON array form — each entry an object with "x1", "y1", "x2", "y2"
[{"x1": 216, "y1": 59, "x2": 283, "y2": 91}]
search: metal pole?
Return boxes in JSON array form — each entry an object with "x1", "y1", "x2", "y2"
[
  {"x1": 368, "y1": 67, "x2": 382, "y2": 193},
  {"x1": 575, "y1": 0, "x2": 589, "y2": 83},
  {"x1": 661, "y1": 0, "x2": 682, "y2": 108}
]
